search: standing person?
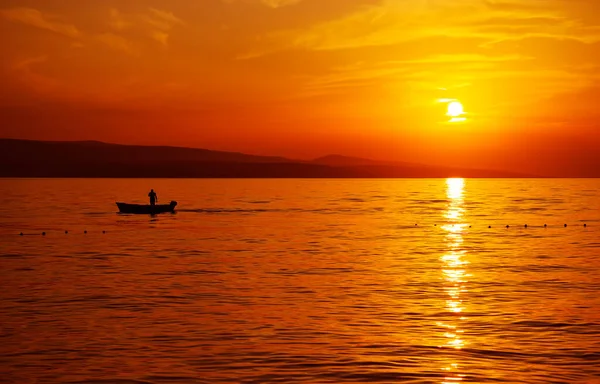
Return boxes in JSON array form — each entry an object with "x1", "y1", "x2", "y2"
[{"x1": 148, "y1": 189, "x2": 158, "y2": 206}]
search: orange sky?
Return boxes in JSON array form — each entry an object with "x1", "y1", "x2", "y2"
[{"x1": 1, "y1": 0, "x2": 599, "y2": 175}]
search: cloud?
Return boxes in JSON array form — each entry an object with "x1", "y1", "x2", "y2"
[
  {"x1": 483, "y1": 0, "x2": 546, "y2": 12},
  {"x1": 0, "y1": 7, "x2": 79, "y2": 38},
  {"x1": 12, "y1": 56, "x2": 60, "y2": 94},
  {"x1": 13, "y1": 56, "x2": 47, "y2": 71},
  {"x1": 95, "y1": 33, "x2": 138, "y2": 55},
  {"x1": 298, "y1": 54, "x2": 530, "y2": 98},
  {"x1": 151, "y1": 31, "x2": 170, "y2": 46},
  {"x1": 103, "y1": 7, "x2": 185, "y2": 47},
  {"x1": 261, "y1": 0, "x2": 302, "y2": 8},
  {"x1": 109, "y1": 8, "x2": 131, "y2": 31},
  {"x1": 144, "y1": 8, "x2": 184, "y2": 30},
  {"x1": 142, "y1": 8, "x2": 184, "y2": 46},
  {"x1": 238, "y1": 0, "x2": 600, "y2": 59},
  {"x1": 222, "y1": 0, "x2": 302, "y2": 8}
]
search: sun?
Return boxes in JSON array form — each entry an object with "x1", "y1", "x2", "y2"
[
  {"x1": 437, "y1": 98, "x2": 468, "y2": 123},
  {"x1": 447, "y1": 101, "x2": 464, "y2": 117}
]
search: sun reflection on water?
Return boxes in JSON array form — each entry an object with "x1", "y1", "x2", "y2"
[{"x1": 440, "y1": 178, "x2": 469, "y2": 383}]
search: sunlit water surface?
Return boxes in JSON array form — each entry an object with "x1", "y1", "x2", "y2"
[{"x1": 1, "y1": 178, "x2": 599, "y2": 383}]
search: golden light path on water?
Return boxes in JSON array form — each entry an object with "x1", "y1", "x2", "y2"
[{"x1": 440, "y1": 178, "x2": 469, "y2": 384}]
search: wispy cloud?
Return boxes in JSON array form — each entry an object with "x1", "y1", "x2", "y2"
[
  {"x1": 12, "y1": 56, "x2": 59, "y2": 94},
  {"x1": 106, "y1": 7, "x2": 185, "y2": 46},
  {"x1": 108, "y1": 8, "x2": 131, "y2": 31},
  {"x1": 0, "y1": 7, "x2": 79, "y2": 38},
  {"x1": 222, "y1": 0, "x2": 302, "y2": 8},
  {"x1": 238, "y1": 0, "x2": 600, "y2": 59},
  {"x1": 260, "y1": 0, "x2": 302, "y2": 8},
  {"x1": 144, "y1": 8, "x2": 184, "y2": 30},
  {"x1": 139, "y1": 8, "x2": 185, "y2": 46},
  {"x1": 95, "y1": 33, "x2": 138, "y2": 55},
  {"x1": 150, "y1": 31, "x2": 169, "y2": 46},
  {"x1": 483, "y1": 0, "x2": 546, "y2": 12}
]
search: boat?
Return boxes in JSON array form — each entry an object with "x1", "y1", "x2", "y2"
[{"x1": 116, "y1": 201, "x2": 178, "y2": 214}]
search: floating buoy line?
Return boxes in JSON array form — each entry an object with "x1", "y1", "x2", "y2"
[
  {"x1": 16, "y1": 223, "x2": 590, "y2": 237},
  {"x1": 19, "y1": 230, "x2": 106, "y2": 236}
]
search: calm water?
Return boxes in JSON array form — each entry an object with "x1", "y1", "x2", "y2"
[{"x1": 1, "y1": 178, "x2": 600, "y2": 384}]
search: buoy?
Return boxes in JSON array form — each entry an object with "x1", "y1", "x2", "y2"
[
  {"x1": 65, "y1": 230, "x2": 68, "y2": 234},
  {"x1": 506, "y1": 225, "x2": 509, "y2": 229},
  {"x1": 488, "y1": 225, "x2": 491, "y2": 228},
  {"x1": 544, "y1": 224, "x2": 547, "y2": 228},
  {"x1": 102, "y1": 230, "x2": 106, "y2": 234},
  {"x1": 584, "y1": 223, "x2": 587, "y2": 228},
  {"x1": 84, "y1": 230, "x2": 87, "y2": 234},
  {"x1": 434, "y1": 224, "x2": 437, "y2": 226},
  {"x1": 42, "y1": 232, "x2": 46, "y2": 236},
  {"x1": 19, "y1": 232, "x2": 23, "y2": 236},
  {"x1": 564, "y1": 224, "x2": 567, "y2": 227}
]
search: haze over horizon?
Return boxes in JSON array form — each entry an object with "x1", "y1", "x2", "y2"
[{"x1": 2, "y1": 0, "x2": 599, "y2": 176}]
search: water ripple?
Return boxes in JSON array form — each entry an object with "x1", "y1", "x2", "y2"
[{"x1": 1, "y1": 178, "x2": 600, "y2": 383}]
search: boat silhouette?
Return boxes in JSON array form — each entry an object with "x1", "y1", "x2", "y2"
[{"x1": 116, "y1": 201, "x2": 177, "y2": 214}]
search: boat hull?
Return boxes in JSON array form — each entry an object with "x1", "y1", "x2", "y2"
[{"x1": 116, "y1": 201, "x2": 177, "y2": 214}]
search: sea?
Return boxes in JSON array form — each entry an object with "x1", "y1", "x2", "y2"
[{"x1": 0, "y1": 178, "x2": 599, "y2": 384}]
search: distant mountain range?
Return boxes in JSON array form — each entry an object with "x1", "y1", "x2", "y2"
[{"x1": 0, "y1": 138, "x2": 535, "y2": 178}]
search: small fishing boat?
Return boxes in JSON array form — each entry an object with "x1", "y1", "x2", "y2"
[{"x1": 116, "y1": 201, "x2": 178, "y2": 214}]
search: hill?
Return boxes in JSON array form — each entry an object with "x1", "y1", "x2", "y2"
[
  {"x1": 0, "y1": 139, "x2": 533, "y2": 178},
  {"x1": 312, "y1": 154, "x2": 415, "y2": 167}
]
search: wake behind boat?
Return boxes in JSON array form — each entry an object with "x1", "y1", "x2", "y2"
[{"x1": 116, "y1": 201, "x2": 177, "y2": 214}]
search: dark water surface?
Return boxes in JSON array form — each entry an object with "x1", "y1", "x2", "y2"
[{"x1": 1, "y1": 178, "x2": 599, "y2": 383}]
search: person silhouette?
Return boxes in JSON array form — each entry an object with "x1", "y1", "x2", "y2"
[{"x1": 148, "y1": 189, "x2": 158, "y2": 206}]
